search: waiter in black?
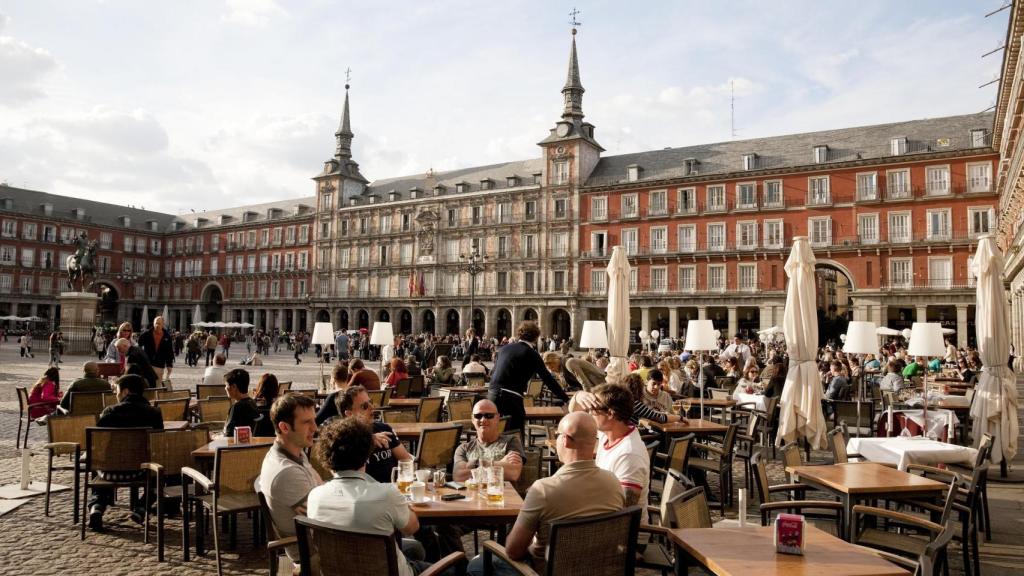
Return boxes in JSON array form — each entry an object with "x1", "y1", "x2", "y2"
[{"x1": 488, "y1": 321, "x2": 569, "y2": 432}]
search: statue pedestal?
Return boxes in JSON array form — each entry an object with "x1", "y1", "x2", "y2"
[{"x1": 59, "y1": 292, "x2": 99, "y2": 355}]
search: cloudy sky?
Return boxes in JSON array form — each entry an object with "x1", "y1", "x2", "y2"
[{"x1": 0, "y1": 0, "x2": 1009, "y2": 214}]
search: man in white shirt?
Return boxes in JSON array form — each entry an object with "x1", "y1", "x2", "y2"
[
  {"x1": 202, "y1": 353, "x2": 229, "y2": 386},
  {"x1": 589, "y1": 383, "x2": 650, "y2": 507},
  {"x1": 722, "y1": 335, "x2": 752, "y2": 366}
]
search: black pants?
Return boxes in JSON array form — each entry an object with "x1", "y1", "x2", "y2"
[
  {"x1": 205, "y1": 349, "x2": 215, "y2": 365},
  {"x1": 493, "y1": 391, "x2": 525, "y2": 434}
]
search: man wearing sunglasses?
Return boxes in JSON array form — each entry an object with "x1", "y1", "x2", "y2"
[
  {"x1": 453, "y1": 400, "x2": 525, "y2": 483},
  {"x1": 337, "y1": 385, "x2": 414, "y2": 483}
]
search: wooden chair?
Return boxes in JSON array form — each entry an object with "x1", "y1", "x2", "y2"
[
  {"x1": 733, "y1": 412, "x2": 763, "y2": 492},
  {"x1": 393, "y1": 378, "x2": 412, "y2": 399},
  {"x1": 408, "y1": 375, "x2": 426, "y2": 398},
  {"x1": 182, "y1": 443, "x2": 272, "y2": 575},
  {"x1": 650, "y1": 433, "x2": 693, "y2": 503},
  {"x1": 143, "y1": 387, "x2": 168, "y2": 402},
  {"x1": 197, "y1": 397, "x2": 231, "y2": 423},
  {"x1": 277, "y1": 381, "x2": 293, "y2": 392},
  {"x1": 524, "y1": 379, "x2": 544, "y2": 406},
  {"x1": 827, "y1": 426, "x2": 854, "y2": 464},
  {"x1": 367, "y1": 388, "x2": 391, "y2": 408},
  {"x1": 295, "y1": 515, "x2": 467, "y2": 576},
  {"x1": 145, "y1": 428, "x2": 208, "y2": 561},
  {"x1": 158, "y1": 389, "x2": 192, "y2": 401},
  {"x1": 417, "y1": 397, "x2": 444, "y2": 423},
  {"x1": 779, "y1": 441, "x2": 804, "y2": 484},
  {"x1": 465, "y1": 374, "x2": 486, "y2": 389},
  {"x1": 751, "y1": 452, "x2": 842, "y2": 533},
  {"x1": 258, "y1": 491, "x2": 299, "y2": 576},
  {"x1": 833, "y1": 400, "x2": 875, "y2": 437},
  {"x1": 446, "y1": 397, "x2": 474, "y2": 425},
  {"x1": 666, "y1": 485, "x2": 713, "y2": 529},
  {"x1": 638, "y1": 471, "x2": 695, "y2": 576},
  {"x1": 689, "y1": 423, "x2": 738, "y2": 509},
  {"x1": 79, "y1": 427, "x2": 152, "y2": 540},
  {"x1": 714, "y1": 376, "x2": 737, "y2": 393},
  {"x1": 155, "y1": 398, "x2": 190, "y2": 421},
  {"x1": 415, "y1": 424, "x2": 463, "y2": 474},
  {"x1": 69, "y1": 391, "x2": 114, "y2": 416},
  {"x1": 381, "y1": 409, "x2": 417, "y2": 424},
  {"x1": 42, "y1": 413, "x2": 96, "y2": 523},
  {"x1": 17, "y1": 386, "x2": 51, "y2": 448},
  {"x1": 196, "y1": 384, "x2": 224, "y2": 400},
  {"x1": 482, "y1": 506, "x2": 642, "y2": 576}
]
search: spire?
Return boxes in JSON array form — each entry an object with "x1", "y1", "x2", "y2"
[
  {"x1": 335, "y1": 80, "x2": 354, "y2": 161},
  {"x1": 561, "y1": 23, "x2": 585, "y2": 121}
]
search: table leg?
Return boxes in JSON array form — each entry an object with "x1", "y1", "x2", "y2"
[
  {"x1": 673, "y1": 543, "x2": 691, "y2": 576},
  {"x1": 844, "y1": 494, "x2": 854, "y2": 542}
]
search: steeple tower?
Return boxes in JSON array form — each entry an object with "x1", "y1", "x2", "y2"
[
  {"x1": 335, "y1": 83, "x2": 354, "y2": 161},
  {"x1": 561, "y1": 28, "x2": 585, "y2": 122},
  {"x1": 318, "y1": 71, "x2": 367, "y2": 185}
]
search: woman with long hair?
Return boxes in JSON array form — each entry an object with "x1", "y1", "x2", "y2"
[
  {"x1": 29, "y1": 366, "x2": 61, "y2": 419},
  {"x1": 252, "y1": 373, "x2": 280, "y2": 408},
  {"x1": 385, "y1": 356, "x2": 409, "y2": 388}
]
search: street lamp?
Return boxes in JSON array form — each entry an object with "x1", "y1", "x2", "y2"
[{"x1": 459, "y1": 249, "x2": 488, "y2": 335}]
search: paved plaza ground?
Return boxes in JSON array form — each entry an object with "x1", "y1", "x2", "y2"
[{"x1": 0, "y1": 344, "x2": 1021, "y2": 575}]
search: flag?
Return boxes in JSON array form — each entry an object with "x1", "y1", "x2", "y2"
[
  {"x1": 408, "y1": 273, "x2": 415, "y2": 297},
  {"x1": 418, "y1": 271, "x2": 426, "y2": 296}
]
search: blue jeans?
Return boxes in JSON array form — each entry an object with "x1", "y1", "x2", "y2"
[{"x1": 466, "y1": 554, "x2": 522, "y2": 576}]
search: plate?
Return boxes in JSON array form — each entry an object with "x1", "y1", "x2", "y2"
[{"x1": 408, "y1": 496, "x2": 432, "y2": 505}]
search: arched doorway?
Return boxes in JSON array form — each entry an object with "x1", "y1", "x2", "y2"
[
  {"x1": 377, "y1": 310, "x2": 390, "y2": 322},
  {"x1": 472, "y1": 308, "x2": 484, "y2": 336},
  {"x1": 316, "y1": 309, "x2": 330, "y2": 322},
  {"x1": 399, "y1": 309, "x2": 412, "y2": 334},
  {"x1": 495, "y1": 308, "x2": 512, "y2": 338},
  {"x1": 422, "y1": 310, "x2": 436, "y2": 335},
  {"x1": 96, "y1": 283, "x2": 120, "y2": 326},
  {"x1": 522, "y1": 308, "x2": 538, "y2": 322},
  {"x1": 814, "y1": 263, "x2": 854, "y2": 347},
  {"x1": 338, "y1": 310, "x2": 349, "y2": 330},
  {"x1": 445, "y1": 309, "x2": 460, "y2": 335},
  {"x1": 357, "y1": 309, "x2": 369, "y2": 330},
  {"x1": 549, "y1": 308, "x2": 571, "y2": 340},
  {"x1": 201, "y1": 283, "x2": 223, "y2": 322}
]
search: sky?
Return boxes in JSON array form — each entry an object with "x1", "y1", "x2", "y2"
[{"x1": 0, "y1": 0, "x2": 1010, "y2": 214}]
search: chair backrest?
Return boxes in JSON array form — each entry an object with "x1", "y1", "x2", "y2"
[
  {"x1": 408, "y1": 375, "x2": 425, "y2": 398},
  {"x1": 780, "y1": 441, "x2": 803, "y2": 479},
  {"x1": 750, "y1": 451, "x2": 772, "y2": 504},
  {"x1": 497, "y1": 416, "x2": 509, "y2": 435},
  {"x1": 47, "y1": 414, "x2": 98, "y2": 453},
  {"x1": 381, "y1": 409, "x2": 417, "y2": 424},
  {"x1": 655, "y1": 470, "x2": 690, "y2": 527},
  {"x1": 278, "y1": 381, "x2": 293, "y2": 392},
  {"x1": 665, "y1": 433, "x2": 694, "y2": 475},
  {"x1": 155, "y1": 398, "x2": 190, "y2": 421},
  {"x1": 465, "y1": 374, "x2": 486, "y2": 388},
  {"x1": 545, "y1": 505, "x2": 641, "y2": 576},
  {"x1": 292, "y1": 389, "x2": 318, "y2": 399},
  {"x1": 366, "y1": 389, "x2": 386, "y2": 408},
  {"x1": 666, "y1": 486, "x2": 713, "y2": 529},
  {"x1": 834, "y1": 400, "x2": 874, "y2": 431},
  {"x1": 148, "y1": 428, "x2": 208, "y2": 476},
  {"x1": 708, "y1": 388, "x2": 730, "y2": 400},
  {"x1": 525, "y1": 378, "x2": 544, "y2": 398},
  {"x1": 828, "y1": 426, "x2": 848, "y2": 464},
  {"x1": 393, "y1": 378, "x2": 411, "y2": 399},
  {"x1": 257, "y1": 491, "x2": 283, "y2": 541},
  {"x1": 142, "y1": 387, "x2": 167, "y2": 402},
  {"x1": 85, "y1": 427, "x2": 150, "y2": 473},
  {"x1": 158, "y1": 389, "x2": 191, "y2": 401},
  {"x1": 295, "y1": 515, "x2": 401, "y2": 576},
  {"x1": 446, "y1": 397, "x2": 474, "y2": 422},
  {"x1": 198, "y1": 397, "x2": 232, "y2": 423},
  {"x1": 417, "y1": 397, "x2": 444, "y2": 423},
  {"x1": 645, "y1": 440, "x2": 660, "y2": 465},
  {"x1": 715, "y1": 376, "x2": 737, "y2": 391},
  {"x1": 213, "y1": 443, "x2": 272, "y2": 494},
  {"x1": 196, "y1": 384, "x2": 224, "y2": 400},
  {"x1": 70, "y1": 391, "x2": 114, "y2": 416},
  {"x1": 16, "y1": 386, "x2": 29, "y2": 413},
  {"x1": 416, "y1": 424, "x2": 463, "y2": 471},
  {"x1": 720, "y1": 423, "x2": 739, "y2": 454}
]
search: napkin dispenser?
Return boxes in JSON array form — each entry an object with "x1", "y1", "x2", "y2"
[
  {"x1": 774, "y1": 513, "x2": 805, "y2": 555},
  {"x1": 234, "y1": 426, "x2": 252, "y2": 444}
]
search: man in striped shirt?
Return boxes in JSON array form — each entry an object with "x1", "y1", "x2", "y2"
[{"x1": 589, "y1": 383, "x2": 649, "y2": 507}]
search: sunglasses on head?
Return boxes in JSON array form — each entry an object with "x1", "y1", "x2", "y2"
[{"x1": 473, "y1": 412, "x2": 497, "y2": 420}]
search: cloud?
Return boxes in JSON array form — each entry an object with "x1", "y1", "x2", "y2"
[
  {"x1": 47, "y1": 107, "x2": 169, "y2": 155},
  {"x1": 0, "y1": 14, "x2": 58, "y2": 106},
  {"x1": 222, "y1": 0, "x2": 288, "y2": 27}
]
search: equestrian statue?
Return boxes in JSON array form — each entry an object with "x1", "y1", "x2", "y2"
[{"x1": 66, "y1": 233, "x2": 98, "y2": 292}]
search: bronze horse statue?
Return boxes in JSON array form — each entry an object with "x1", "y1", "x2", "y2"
[{"x1": 66, "y1": 233, "x2": 98, "y2": 292}]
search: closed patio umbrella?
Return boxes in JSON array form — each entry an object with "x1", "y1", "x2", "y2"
[
  {"x1": 141, "y1": 305, "x2": 150, "y2": 329},
  {"x1": 970, "y1": 235, "x2": 1019, "y2": 467},
  {"x1": 605, "y1": 245, "x2": 631, "y2": 385},
  {"x1": 776, "y1": 237, "x2": 827, "y2": 450},
  {"x1": 192, "y1": 304, "x2": 202, "y2": 326}
]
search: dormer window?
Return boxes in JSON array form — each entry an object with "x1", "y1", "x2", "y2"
[
  {"x1": 506, "y1": 176, "x2": 519, "y2": 188},
  {"x1": 267, "y1": 208, "x2": 282, "y2": 220},
  {"x1": 72, "y1": 208, "x2": 86, "y2": 220},
  {"x1": 480, "y1": 179, "x2": 494, "y2": 191},
  {"x1": 219, "y1": 215, "x2": 232, "y2": 225},
  {"x1": 369, "y1": 196, "x2": 377, "y2": 204},
  {"x1": 1, "y1": 199, "x2": 12, "y2": 210},
  {"x1": 683, "y1": 158, "x2": 699, "y2": 176},
  {"x1": 533, "y1": 172, "x2": 542, "y2": 185},
  {"x1": 890, "y1": 137, "x2": 907, "y2": 156},
  {"x1": 294, "y1": 204, "x2": 309, "y2": 216},
  {"x1": 119, "y1": 215, "x2": 131, "y2": 227},
  {"x1": 349, "y1": 198, "x2": 359, "y2": 206},
  {"x1": 194, "y1": 217, "x2": 208, "y2": 228},
  {"x1": 626, "y1": 164, "x2": 640, "y2": 182},
  {"x1": 742, "y1": 153, "x2": 758, "y2": 171},
  {"x1": 148, "y1": 220, "x2": 159, "y2": 232},
  {"x1": 813, "y1": 145, "x2": 829, "y2": 164},
  {"x1": 433, "y1": 184, "x2": 446, "y2": 196},
  {"x1": 389, "y1": 191, "x2": 399, "y2": 201},
  {"x1": 455, "y1": 182, "x2": 468, "y2": 194},
  {"x1": 42, "y1": 203, "x2": 53, "y2": 216},
  {"x1": 409, "y1": 187, "x2": 421, "y2": 199},
  {"x1": 970, "y1": 129, "x2": 987, "y2": 148},
  {"x1": 243, "y1": 211, "x2": 257, "y2": 222}
]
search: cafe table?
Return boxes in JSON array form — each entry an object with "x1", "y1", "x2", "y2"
[
  {"x1": 410, "y1": 482, "x2": 523, "y2": 541},
  {"x1": 192, "y1": 436, "x2": 277, "y2": 459},
  {"x1": 648, "y1": 418, "x2": 729, "y2": 437},
  {"x1": 386, "y1": 398, "x2": 422, "y2": 409},
  {"x1": 785, "y1": 462, "x2": 947, "y2": 541},
  {"x1": 668, "y1": 525, "x2": 909, "y2": 576},
  {"x1": 731, "y1": 390, "x2": 769, "y2": 412},
  {"x1": 439, "y1": 385, "x2": 489, "y2": 396},
  {"x1": 164, "y1": 420, "x2": 191, "y2": 430},
  {"x1": 388, "y1": 422, "x2": 457, "y2": 442},
  {"x1": 846, "y1": 436, "x2": 978, "y2": 471},
  {"x1": 523, "y1": 406, "x2": 566, "y2": 423}
]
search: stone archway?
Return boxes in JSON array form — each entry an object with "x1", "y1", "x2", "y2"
[
  {"x1": 377, "y1": 309, "x2": 390, "y2": 322},
  {"x1": 316, "y1": 309, "x2": 330, "y2": 322},
  {"x1": 399, "y1": 309, "x2": 413, "y2": 334},
  {"x1": 357, "y1": 309, "x2": 370, "y2": 330},
  {"x1": 522, "y1": 308, "x2": 538, "y2": 322},
  {"x1": 95, "y1": 282, "x2": 120, "y2": 326},
  {"x1": 814, "y1": 261, "x2": 854, "y2": 347},
  {"x1": 445, "y1": 309, "x2": 460, "y2": 335},
  {"x1": 338, "y1": 309, "x2": 349, "y2": 330},
  {"x1": 472, "y1": 308, "x2": 484, "y2": 336},
  {"x1": 201, "y1": 282, "x2": 224, "y2": 322},
  {"x1": 548, "y1": 308, "x2": 571, "y2": 340},
  {"x1": 495, "y1": 308, "x2": 512, "y2": 339},
  {"x1": 422, "y1": 310, "x2": 436, "y2": 335}
]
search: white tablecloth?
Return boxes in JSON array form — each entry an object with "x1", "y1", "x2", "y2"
[
  {"x1": 731, "y1": 390, "x2": 768, "y2": 412},
  {"x1": 882, "y1": 408, "x2": 959, "y2": 440},
  {"x1": 906, "y1": 392, "x2": 971, "y2": 409},
  {"x1": 847, "y1": 436, "x2": 978, "y2": 471}
]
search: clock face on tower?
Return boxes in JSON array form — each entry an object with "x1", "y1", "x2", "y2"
[{"x1": 555, "y1": 123, "x2": 570, "y2": 137}]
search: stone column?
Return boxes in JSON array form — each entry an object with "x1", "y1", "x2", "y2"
[
  {"x1": 956, "y1": 304, "x2": 969, "y2": 349},
  {"x1": 697, "y1": 306, "x2": 707, "y2": 320},
  {"x1": 727, "y1": 306, "x2": 738, "y2": 338},
  {"x1": 916, "y1": 305, "x2": 927, "y2": 323},
  {"x1": 669, "y1": 308, "x2": 679, "y2": 338},
  {"x1": 640, "y1": 307, "x2": 651, "y2": 332}
]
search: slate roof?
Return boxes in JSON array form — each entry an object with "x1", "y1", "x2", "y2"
[{"x1": 363, "y1": 158, "x2": 545, "y2": 201}]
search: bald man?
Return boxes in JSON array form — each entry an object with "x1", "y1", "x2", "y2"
[
  {"x1": 453, "y1": 399, "x2": 525, "y2": 482},
  {"x1": 467, "y1": 412, "x2": 625, "y2": 576},
  {"x1": 60, "y1": 362, "x2": 113, "y2": 411}
]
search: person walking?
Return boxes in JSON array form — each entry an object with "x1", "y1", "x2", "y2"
[
  {"x1": 92, "y1": 330, "x2": 106, "y2": 360},
  {"x1": 488, "y1": 321, "x2": 569, "y2": 433}
]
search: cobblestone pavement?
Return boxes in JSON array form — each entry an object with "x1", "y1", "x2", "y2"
[{"x1": 0, "y1": 345, "x2": 1019, "y2": 575}]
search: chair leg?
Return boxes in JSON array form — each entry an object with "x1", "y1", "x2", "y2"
[
  {"x1": 156, "y1": 481, "x2": 164, "y2": 562},
  {"x1": 982, "y1": 484, "x2": 992, "y2": 541},
  {"x1": 182, "y1": 484, "x2": 191, "y2": 561},
  {"x1": 45, "y1": 452, "x2": 53, "y2": 517},
  {"x1": 80, "y1": 475, "x2": 88, "y2": 541},
  {"x1": 971, "y1": 515, "x2": 981, "y2": 576},
  {"x1": 17, "y1": 417, "x2": 23, "y2": 451},
  {"x1": 961, "y1": 512, "x2": 970, "y2": 576},
  {"x1": 213, "y1": 508, "x2": 223, "y2": 576},
  {"x1": 73, "y1": 459, "x2": 81, "y2": 525}
]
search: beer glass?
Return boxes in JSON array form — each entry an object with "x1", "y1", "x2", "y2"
[
  {"x1": 391, "y1": 460, "x2": 415, "y2": 494},
  {"x1": 486, "y1": 466, "x2": 504, "y2": 506}
]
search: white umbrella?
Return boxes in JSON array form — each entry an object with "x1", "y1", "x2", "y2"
[
  {"x1": 940, "y1": 327, "x2": 956, "y2": 335},
  {"x1": 161, "y1": 304, "x2": 169, "y2": 326},
  {"x1": 776, "y1": 237, "x2": 827, "y2": 450},
  {"x1": 141, "y1": 305, "x2": 150, "y2": 328},
  {"x1": 605, "y1": 245, "x2": 632, "y2": 385},
  {"x1": 876, "y1": 327, "x2": 901, "y2": 336},
  {"x1": 757, "y1": 326, "x2": 782, "y2": 335},
  {"x1": 970, "y1": 235, "x2": 1019, "y2": 466},
  {"x1": 192, "y1": 304, "x2": 202, "y2": 326}
]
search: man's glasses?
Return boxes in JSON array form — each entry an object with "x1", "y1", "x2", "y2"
[
  {"x1": 358, "y1": 401, "x2": 372, "y2": 410},
  {"x1": 555, "y1": 431, "x2": 575, "y2": 442},
  {"x1": 473, "y1": 412, "x2": 497, "y2": 420}
]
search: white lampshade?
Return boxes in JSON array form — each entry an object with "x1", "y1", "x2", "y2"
[
  {"x1": 842, "y1": 321, "x2": 878, "y2": 355},
  {"x1": 638, "y1": 330, "x2": 648, "y2": 340},
  {"x1": 370, "y1": 322, "x2": 394, "y2": 346},
  {"x1": 650, "y1": 329, "x2": 660, "y2": 340},
  {"x1": 907, "y1": 322, "x2": 945, "y2": 357},
  {"x1": 684, "y1": 320, "x2": 717, "y2": 351},
  {"x1": 579, "y1": 320, "x2": 609, "y2": 349},
  {"x1": 311, "y1": 322, "x2": 335, "y2": 345}
]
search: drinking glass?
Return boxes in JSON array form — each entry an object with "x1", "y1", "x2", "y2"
[
  {"x1": 466, "y1": 467, "x2": 484, "y2": 501},
  {"x1": 391, "y1": 460, "x2": 415, "y2": 494},
  {"x1": 486, "y1": 466, "x2": 504, "y2": 506}
]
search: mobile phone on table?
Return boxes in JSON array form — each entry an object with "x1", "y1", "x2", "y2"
[
  {"x1": 441, "y1": 493, "x2": 466, "y2": 501},
  {"x1": 444, "y1": 481, "x2": 466, "y2": 490}
]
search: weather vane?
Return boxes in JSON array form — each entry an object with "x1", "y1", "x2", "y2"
[
  {"x1": 345, "y1": 67, "x2": 352, "y2": 89},
  {"x1": 569, "y1": 7, "x2": 582, "y2": 32}
]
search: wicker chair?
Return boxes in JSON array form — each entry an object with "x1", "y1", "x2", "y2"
[
  {"x1": 393, "y1": 378, "x2": 412, "y2": 399},
  {"x1": 408, "y1": 375, "x2": 426, "y2": 398},
  {"x1": 650, "y1": 433, "x2": 694, "y2": 503},
  {"x1": 465, "y1": 374, "x2": 486, "y2": 389},
  {"x1": 733, "y1": 412, "x2": 763, "y2": 492},
  {"x1": 779, "y1": 441, "x2": 805, "y2": 485},
  {"x1": 182, "y1": 443, "x2": 272, "y2": 575},
  {"x1": 482, "y1": 506, "x2": 642, "y2": 576},
  {"x1": 17, "y1": 386, "x2": 51, "y2": 448},
  {"x1": 415, "y1": 424, "x2": 463, "y2": 473},
  {"x1": 42, "y1": 413, "x2": 96, "y2": 523},
  {"x1": 145, "y1": 428, "x2": 208, "y2": 561},
  {"x1": 367, "y1": 388, "x2": 391, "y2": 408},
  {"x1": 158, "y1": 389, "x2": 192, "y2": 401},
  {"x1": 833, "y1": 400, "x2": 875, "y2": 437},
  {"x1": 69, "y1": 391, "x2": 114, "y2": 417},
  {"x1": 278, "y1": 381, "x2": 293, "y2": 392},
  {"x1": 417, "y1": 397, "x2": 444, "y2": 423},
  {"x1": 750, "y1": 451, "x2": 838, "y2": 528},
  {"x1": 197, "y1": 397, "x2": 231, "y2": 423},
  {"x1": 523, "y1": 379, "x2": 544, "y2": 407},
  {"x1": 381, "y1": 409, "x2": 417, "y2": 424},
  {"x1": 79, "y1": 427, "x2": 152, "y2": 540},
  {"x1": 142, "y1": 387, "x2": 167, "y2": 402},
  {"x1": 155, "y1": 398, "x2": 190, "y2": 422},
  {"x1": 258, "y1": 491, "x2": 299, "y2": 576},
  {"x1": 446, "y1": 397, "x2": 474, "y2": 425},
  {"x1": 196, "y1": 384, "x2": 225, "y2": 400},
  {"x1": 689, "y1": 423, "x2": 738, "y2": 509},
  {"x1": 294, "y1": 515, "x2": 467, "y2": 576}
]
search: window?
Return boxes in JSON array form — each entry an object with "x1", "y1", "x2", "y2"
[
  {"x1": 1, "y1": 220, "x2": 15, "y2": 238},
  {"x1": 678, "y1": 266, "x2": 696, "y2": 292},
  {"x1": 401, "y1": 213, "x2": 412, "y2": 231},
  {"x1": 856, "y1": 172, "x2": 878, "y2": 201},
  {"x1": 524, "y1": 271, "x2": 536, "y2": 294},
  {"x1": 888, "y1": 212, "x2": 911, "y2": 243},
  {"x1": 858, "y1": 213, "x2": 879, "y2": 244},
  {"x1": 590, "y1": 269, "x2": 607, "y2": 294},
  {"x1": 321, "y1": 192, "x2": 332, "y2": 210},
  {"x1": 20, "y1": 248, "x2": 33, "y2": 267},
  {"x1": 320, "y1": 221, "x2": 330, "y2": 239},
  {"x1": 39, "y1": 276, "x2": 51, "y2": 295},
  {"x1": 622, "y1": 229, "x2": 638, "y2": 255},
  {"x1": 247, "y1": 255, "x2": 256, "y2": 273},
  {"x1": 808, "y1": 176, "x2": 830, "y2": 205},
  {"x1": 497, "y1": 202, "x2": 512, "y2": 224},
  {"x1": 42, "y1": 225, "x2": 55, "y2": 242},
  {"x1": 378, "y1": 275, "x2": 390, "y2": 297},
  {"x1": 706, "y1": 185, "x2": 726, "y2": 212},
  {"x1": 678, "y1": 225, "x2": 696, "y2": 253},
  {"x1": 0, "y1": 245, "x2": 14, "y2": 264},
  {"x1": 890, "y1": 137, "x2": 908, "y2": 156},
  {"x1": 444, "y1": 239, "x2": 459, "y2": 262},
  {"x1": 124, "y1": 235, "x2": 134, "y2": 252},
  {"x1": 648, "y1": 190, "x2": 667, "y2": 215},
  {"x1": 496, "y1": 271, "x2": 508, "y2": 294},
  {"x1": 970, "y1": 129, "x2": 988, "y2": 147},
  {"x1": 225, "y1": 257, "x2": 234, "y2": 274},
  {"x1": 20, "y1": 275, "x2": 32, "y2": 294},
  {"x1": 967, "y1": 162, "x2": 992, "y2": 193},
  {"x1": 356, "y1": 277, "x2": 368, "y2": 296},
  {"x1": 707, "y1": 223, "x2": 725, "y2": 251},
  {"x1": 591, "y1": 197, "x2": 607, "y2": 221},
  {"x1": 621, "y1": 194, "x2": 638, "y2": 218},
  {"x1": 808, "y1": 217, "x2": 832, "y2": 247},
  {"x1": 260, "y1": 229, "x2": 270, "y2": 246},
  {"x1": 22, "y1": 222, "x2": 36, "y2": 240},
  {"x1": 928, "y1": 257, "x2": 952, "y2": 288},
  {"x1": 552, "y1": 161, "x2": 569, "y2": 185},
  {"x1": 336, "y1": 250, "x2": 348, "y2": 268},
  {"x1": 925, "y1": 165, "x2": 950, "y2": 195},
  {"x1": 969, "y1": 207, "x2": 994, "y2": 236},
  {"x1": 0, "y1": 274, "x2": 10, "y2": 293},
  {"x1": 299, "y1": 225, "x2": 309, "y2": 243},
  {"x1": 554, "y1": 198, "x2": 568, "y2": 219},
  {"x1": 813, "y1": 145, "x2": 828, "y2": 164},
  {"x1": 286, "y1": 226, "x2": 296, "y2": 243},
  {"x1": 889, "y1": 258, "x2": 913, "y2": 288},
  {"x1": 358, "y1": 246, "x2": 370, "y2": 267},
  {"x1": 650, "y1": 267, "x2": 667, "y2": 292},
  {"x1": 738, "y1": 263, "x2": 757, "y2": 291},
  {"x1": 246, "y1": 230, "x2": 257, "y2": 248},
  {"x1": 707, "y1": 264, "x2": 726, "y2": 292},
  {"x1": 886, "y1": 169, "x2": 910, "y2": 199},
  {"x1": 737, "y1": 221, "x2": 757, "y2": 250},
  {"x1": 736, "y1": 183, "x2": 757, "y2": 209},
  {"x1": 523, "y1": 234, "x2": 537, "y2": 258},
  {"x1": 649, "y1": 227, "x2": 667, "y2": 254},
  {"x1": 471, "y1": 206, "x2": 482, "y2": 225},
  {"x1": 400, "y1": 242, "x2": 413, "y2": 264},
  {"x1": 926, "y1": 209, "x2": 951, "y2": 240},
  {"x1": 677, "y1": 188, "x2": 697, "y2": 214},
  {"x1": 446, "y1": 209, "x2": 457, "y2": 228},
  {"x1": 553, "y1": 270, "x2": 566, "y2": 292},
  {"x1": 742, "y1": 153, "x2": 757, "y2": 170},
  {"x1": 380, "y1": 214, "x2": 392, "y2": 234},
  {"x1": 626, "y1": 165, "x2": 639, "y2": 182},
  {"x1": 629, "y1": 268, "x2": 638, "y2": 293},
  {"x1": 552, "y1": 232, "x2": 569, "y2": 257},
  {"x1": 763, "y1": 180, "x2": 783, "y2": 207},
  {"x1": 525, "y1": 201, "x2": 537, "y2": 221},
  {"x1": 211, "y1": 234, "x2": 220, "y2": 251},
  {"x1": 764, "y1": 220, "x2": 783, "y2": 249},
  {"x1": 210, "y1": 258, "x2": 218, "y2": 275},
  {"x1": 590, "y1": 232, "x2": 607, "y2": 257},
  {"x1": 378, "y1": 245, "x2": 389, "y2": 265},
  {"x1": 492, "y1": 236, "x2": 508, "y2": 259}
]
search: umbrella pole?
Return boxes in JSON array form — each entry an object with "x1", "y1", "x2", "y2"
[
  {"x1": 855, "y1": 358, "x2": 865, "y2": 438},
  {"x1": 699, "y1": 359, "x2": 705, "y2": 419}
]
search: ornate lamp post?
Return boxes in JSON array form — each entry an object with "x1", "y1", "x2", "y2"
[{"x1": 459, "y1": 249, "x2": 488, "y2": 335}]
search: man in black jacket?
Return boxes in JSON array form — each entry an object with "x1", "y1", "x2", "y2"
[
  {"x1": 116, "y1": 338, "x2": 159, "y2": 388},
  {"x1": 223, "y1": 368, "x2": 260, "y2": 436},
  {"x1": 88, "y1": 374, "x2": 164, "y2": 531},
  {"x1": 138, "y1": 316, "x2": 174, "y2": 383},
  {"x1": 488, "y1": 321, "x2": 569, "y2": 432}
]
